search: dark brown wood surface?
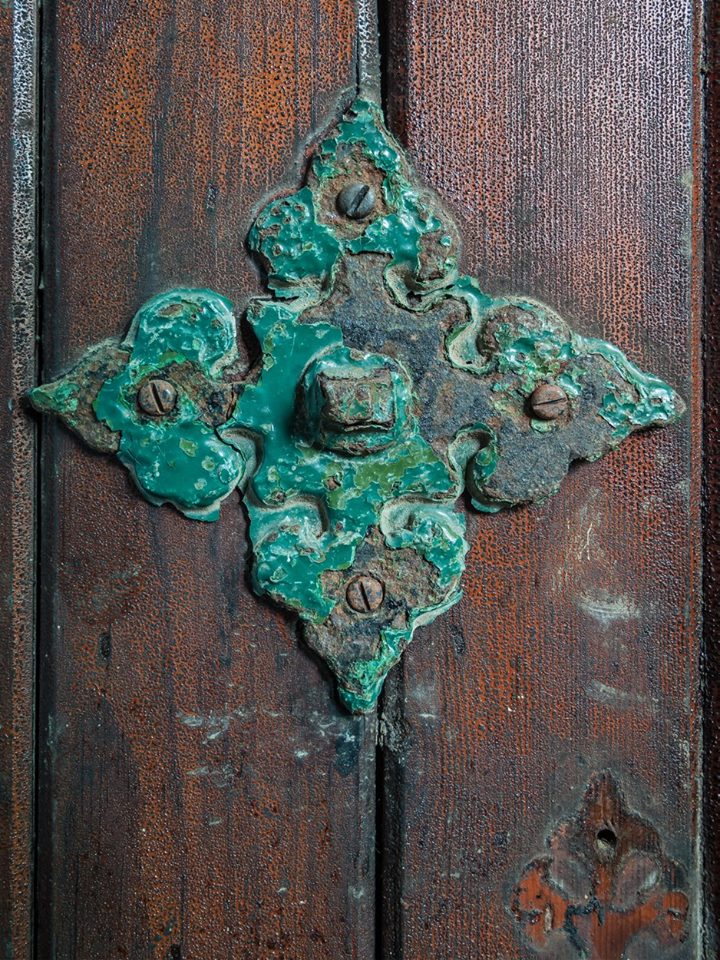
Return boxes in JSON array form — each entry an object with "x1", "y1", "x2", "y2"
[
  {"x1": 19, "y1": 0, "x2": 708, "y2": 956},
  {"x1": 383, "y1": 0, "x2": 703, "y2": 956},
  {"x1": 38, "y1": 2, "x2": 378, "y2": 958},
  {"x1": 0, "y1": 0, "x2": 37, "y2": 955},
  {"x1": 704, "y1": 0, "x2": 720, "y2": 951}
]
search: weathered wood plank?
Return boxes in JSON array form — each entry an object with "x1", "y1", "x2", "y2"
[
  {"x1": 382, "y1": 1, "x2": 702, "y2": 955},
  {"x1": 703, "y1": 0, "x2": 720, "y2": 950},
  {"x1": 37, "y1": 1, "x2": 376, "y2": 957},
  {"x1": 0, "y1": 0, "x2": 37, "y2": 953}
]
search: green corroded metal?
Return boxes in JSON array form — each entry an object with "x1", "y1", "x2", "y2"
[
  {"x1": 219, "y1": 299, "x2": 466, "y2": 711},
  {"x1": 94, "y1": 290, "x2": 246, "y2": 520},
  {"x1": 30, "y1": 289, "x2": 245, "y2": 520},
  {"x1": 249, "y1": 99, "x2": 459, "y2": 306},
  {"x1": 28, "y1": 98, "x2": 685, "y2": 712}
]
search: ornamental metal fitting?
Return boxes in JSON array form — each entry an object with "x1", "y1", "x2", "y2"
[{"x1": 28, "y1": 99, "x2": 684, "y2": 712}]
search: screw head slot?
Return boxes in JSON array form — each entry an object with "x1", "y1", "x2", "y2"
[
  {"x1": 336, "y1": 182, "x2": 376, "y2": 220},
  {"x1": 137, "y1": 378, "x2": 178, "y2": 417},
  {"x1": 528, "y1": 383, "x2": 568, "y2": 421},
  {"x1": 346, "y1": 574, "x2": 385, "y2": 613}
]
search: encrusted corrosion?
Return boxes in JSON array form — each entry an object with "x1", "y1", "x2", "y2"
[{"x1": 29, "y1": 99, "x2": 684, "y2": 711}]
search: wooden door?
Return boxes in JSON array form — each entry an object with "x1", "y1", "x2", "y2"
[{"x1": 1, "y1": 0, "x2": 710, "y2": 957}]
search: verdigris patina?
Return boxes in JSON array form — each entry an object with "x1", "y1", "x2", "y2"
[{"x1": 29, "y1": 99, "x2": 684, "y2": 712}]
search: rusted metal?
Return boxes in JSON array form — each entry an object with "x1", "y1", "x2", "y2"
[
  {"x1": 26, "y1": 340, "x2": 127, "y2": 453},
  {"x1": 29, "y1": 98, "x2": 684, "y2": 714},
  {"x1": 336, "y1": 182, "x2": 376, "y2": 219},
  {"x1": 0, "y1": 0, "x2": 37, "y2": 948},
  {"x1": 512, "y1": 773, "x2": 689, "y2": 959},
  {"x1": 528, "y1": 382, "x2": 569, "y2": 421},
  {"x1": 136, "y1": 377, "x2": 178, "y2": 417},
  {"x1": 346, "y1": 574, "x2": 385, "y2": 613}
]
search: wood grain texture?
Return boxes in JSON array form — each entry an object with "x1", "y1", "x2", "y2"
[
  {"x1": 703, "y1": 0, "x2": 720, "y2": 951},
  {"x1": 0, "y1": 0, "x2": 37, "y2": 954},
  {"x1": 37, "y1": 2, "x2": 376, "y2": 958},
  {"x1": 382, "y1": 1, "x2": 703, "y2": 956}
]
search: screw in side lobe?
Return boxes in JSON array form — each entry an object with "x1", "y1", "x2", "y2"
[{"x1": 345, "y1": 574, "x2": 385, "y2": 613}]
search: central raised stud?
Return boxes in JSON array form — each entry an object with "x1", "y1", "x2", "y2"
[
  {"x1": 299, "y1": 350, "x2": 408, "y2": 456},
  {"x1": 317, "y1": 367, "x2": 396, "y2": 432}
]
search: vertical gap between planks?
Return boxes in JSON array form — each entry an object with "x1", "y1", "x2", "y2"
[
  {"x1": 374, "y1": 734, "x2": 384, "y2": 960},
  {"x1": 374, "y1": 3, "x2": 405, "y2": 956},
  {"x1": 31, "y1": 0, "x2": 45, "y2": 948},
  {"x1": 375, "y1": 673, "x2": 405, "y2": 960},
  {"x1": 374, "y1": 692, "x2": 388, "y2": 960},
  {"x1": 376, "y1": 0, "x2": 391, "y2": 116}
]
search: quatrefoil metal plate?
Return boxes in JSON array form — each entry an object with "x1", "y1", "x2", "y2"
[{"x1": 29, "y1": 99, "x2": 684, "y2": 712}]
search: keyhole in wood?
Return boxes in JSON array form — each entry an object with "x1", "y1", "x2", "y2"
[{"x1": 595, "y1": 826, "x2": 618, "y2": 857}]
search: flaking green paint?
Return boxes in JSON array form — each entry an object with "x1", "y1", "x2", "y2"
[
  {"x1": 250, "y1": 99, "x2": 459, "y2": 306},
  {"x1": 28, "y1": 97, "x2": 685, "y2": 712},
  {"x1": 220, "y1": 299, "x2": 458, "y2": 629},
  {"x1": 93, "y1": 290, "x2": 246, "y2": 521},
  {"x1": 30, "y1": 290, "x2": 245, "y2": 520}
]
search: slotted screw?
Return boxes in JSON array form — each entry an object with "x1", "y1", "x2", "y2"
[
  {"x1": 528, "y1": 383, "x2": 568, "y2": 421},
  {"x1": 336, "y1": 182, "x2": 376, "y2": 220},
  {"x1": 346, "y1": 574, "x2": 385, "y2": 613},
  {"x1": 137, "y1": 377, "x2": 177, "y2": 416}
]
